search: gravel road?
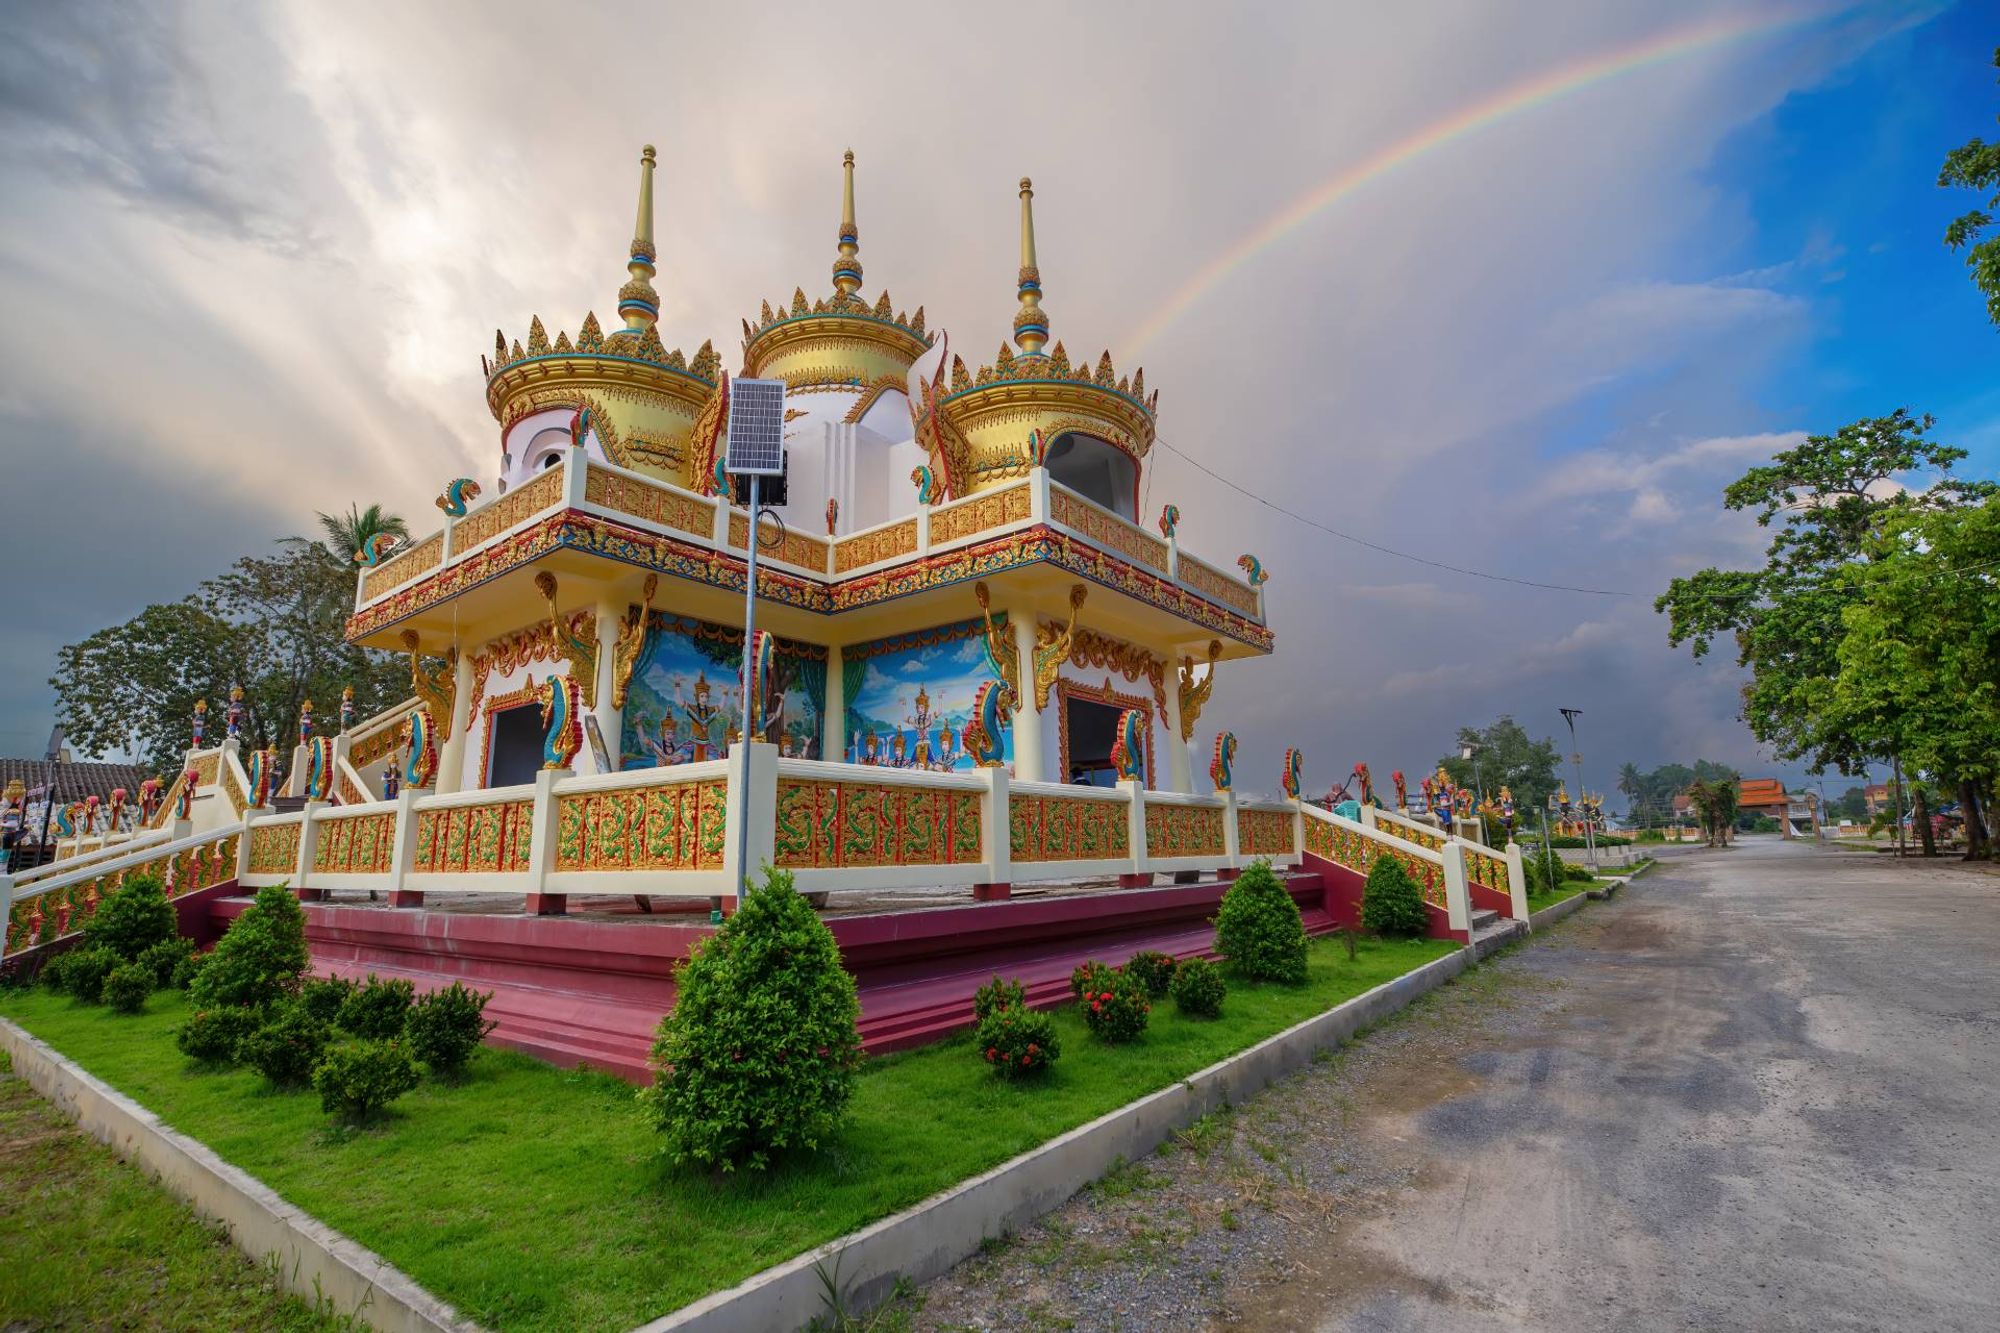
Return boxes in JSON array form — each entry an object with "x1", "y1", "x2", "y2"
[{"x1": 907, "y1": 838, "x2": 2000, "y2": 1332}]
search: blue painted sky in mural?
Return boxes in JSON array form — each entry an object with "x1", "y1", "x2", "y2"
[{"x1": 847, "y1": 630, "x2": 1008, "y2": 771}]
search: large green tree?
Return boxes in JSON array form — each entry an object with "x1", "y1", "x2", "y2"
[
  {"x1": 1940, "y1": 47, "x2": 2000, "y2": 327},
  {"x1": 1656, "y1": 410, "x2": 1993, "y2": 774},
  {"x1": 1437, "y1": 716, "x2": 1561, "y2": 814},
  {"x1": 52, "y1": 540, "x2": 406, "y2": 776}
]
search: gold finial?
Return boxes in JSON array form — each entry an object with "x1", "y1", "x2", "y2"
[
  {"x1": 1014, "y1": 176, "x2": 1047, "y2": 355},
  {"x1": 617, "y1": 144, "x2": 660, "y2": 337},
  {"x1": 833, "y1": 148, "x2": 863, "y2": 298}
]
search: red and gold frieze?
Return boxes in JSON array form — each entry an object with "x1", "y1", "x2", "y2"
[
  {"x1": 412, "y1": 800, "x2": 534, "y2": 875},
  {"x1": 773, "y1": 778, "x2": 982, "y2": 869},
  {"x1": 1236, "y1": 807, "x2": 1296, "y2": 858},
  {"x1": 1466, "y1": 845, "x2": 1510, "y2": 892},
  {"x1": 312, "y1": 812, "x2": 397, "y2": 876},
  {"x1": 1379, "y1": 818, "x2": 1446, "y2": 854},
  {"x1": 1303, "y1": 818, "x2": 1444, "y2": 909},
  {"x1": 553, "y1": 779, "x2": 726, "y2": 872},
  {"x1": 1009, "y1": 793, "x2": 1129, "y2": 862},
  {"x1": 6, "y1": 832, "x2": 239, "y2": 958},
  {"x1": 247, "y1": 821, "x2": 302, "y2": 875},
  {"x1": 1143, "y1": 801, "x2": 1225, "y2": 859}
]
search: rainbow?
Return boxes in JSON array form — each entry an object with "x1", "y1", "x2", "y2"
[{"x1": 1125, "y1": 9, "x2": 1823, "y2": 354}]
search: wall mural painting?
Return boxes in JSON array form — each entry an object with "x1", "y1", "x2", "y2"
[
  {"x1": 844, "y1": 617, "x2": 1012, "y2": 773},
  {"x1": 618, "y1": 613, "x2": 827, "y2": 769}
]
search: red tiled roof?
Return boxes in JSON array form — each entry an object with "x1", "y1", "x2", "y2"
[
  {"x1": 0, "y1": 757, "x2": 153, "y2": 803},
  {"x1": 1738, "y1": 778, "x2": 1788, "y2": 804}
]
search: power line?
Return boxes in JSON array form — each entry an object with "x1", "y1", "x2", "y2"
[{"x1": 1152, "y1": 436, "x2": 1632, "y2": 596}]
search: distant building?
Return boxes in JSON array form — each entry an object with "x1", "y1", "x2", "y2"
[{"x1": 1864, "y1": 783, "x2": 1894, "y2": 816}]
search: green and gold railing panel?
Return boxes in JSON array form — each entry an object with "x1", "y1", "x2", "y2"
[
  {"x1": 1236, "y1": 805, "x2": 1297, "y2": 858},
  {"x1": 1464, "y1": 844, "x2": 1510, "y2": 893},
  {"x1": 6, "y1": 827, "x2": 241, "y2": 958},
  {"x1": 1009, "y1": 788, "x2": 1130, "y2": 863},
  {"x1": 312, "y1": 809, "x2": 399, "y2": 876},
  {"x1": 774, "y1": 775, "x2": 983, "y2": 870},
  {"x1": 1302, "y1": 812, "x2": 1445, "y2": 910},
  {"x1": 245, "y1": 818, "x2": 303, "y2": 877},
  {"x1": 1373, "y1": 809, "x2": 1448, "y2": 855},
  {"x1": 413, "y1": 798, "x2": 535, "y2": 875},
  {"x1": 1142, "y1": 799, "x2": 1226, "y2": 859},
  {"x1": 551, "y1": 769, "x2": 727, "y2": 873}
]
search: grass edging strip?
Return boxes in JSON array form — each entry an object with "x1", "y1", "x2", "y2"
[
  {"x1": 0, "y1": 1017, "x2": 482, "y2": 1333},
  {"x1": 639, "y1": 946, "x2": 1474, "y2": 1333}
]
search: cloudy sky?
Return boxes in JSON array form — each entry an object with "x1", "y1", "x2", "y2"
[{"x1": 2, "y1": 0, "x2": 1994, "y2": 801}]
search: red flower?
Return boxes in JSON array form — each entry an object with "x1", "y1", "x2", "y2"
[
  {"x1": 1091, "y1": 1001, "x2": 1102, "y2": 1013},
  {"x1": 986, "y1": 1046, "x2": 997, "y2": 1060}
]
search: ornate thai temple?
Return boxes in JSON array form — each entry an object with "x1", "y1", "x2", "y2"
[{"x1": 3, "y1": 148, "x2": 1529, "y2": 1079}]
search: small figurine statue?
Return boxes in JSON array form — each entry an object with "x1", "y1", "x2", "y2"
[
  {"x1": 191, "y1": 697, "x2": 207, "y2": 748},
  {"x1": 339, "y1": 685, "x2": 356, "y2": 734},
  {"x1": 298, "y1": 698, "x2": 315, "y2": 744},
  {"x1": 225, "y1": 684, "x2": 245, "y2": 741}
]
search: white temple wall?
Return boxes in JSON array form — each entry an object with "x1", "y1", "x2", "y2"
[{"x1": 497, "y1": 407, "x2": 609, "y2": 494}]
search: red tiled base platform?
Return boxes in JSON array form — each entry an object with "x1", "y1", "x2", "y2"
[{"x1": 207, "y1": 867, "x2": 1346, "y2": 1084}]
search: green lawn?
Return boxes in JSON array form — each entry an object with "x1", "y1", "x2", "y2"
[
  {"x1": 0, "y1": 934, "x2": 1454, "y2": 1332},
  {"x1": 0, "y1": 1051, "x2": 347, "y2": 1332},
  {"x1": 1526, "y1": 880, "x2": 1589, "y2": 911}
]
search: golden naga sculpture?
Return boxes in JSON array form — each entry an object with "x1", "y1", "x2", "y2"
[
  {"x1": 534, "y1": 571, "x2": 600, "y2": 710},
  {"x1": 972, "y1": 581, "x2": 1021, "y2": 705},
  {"x1": 1032, "y1": 584, "x2": 1088, "y2": 712},
  {"x1": 399, "y1": 630, "x2": 458, "y2": 742},
  {"x1": 1176, "y1": 639, "x2": 1223, "y2": 743},
  {"x1": 611, "y1": 574, "x2": 659, "y2": 708}
]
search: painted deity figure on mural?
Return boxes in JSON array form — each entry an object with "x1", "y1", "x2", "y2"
[
  {"x1": 672, "y1": 672, "x2": 728, "y2": 762},
  {"x1": 904, "y1": 686, "x2": 936, "y2": 769}
]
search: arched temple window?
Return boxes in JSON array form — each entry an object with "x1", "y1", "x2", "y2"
[
  {"x1": 527, "y1": 426, "x2": 572, "y2": 472},
  {"x1": 1046, "y1": 431, "x2": 1137, "y2": 521}
]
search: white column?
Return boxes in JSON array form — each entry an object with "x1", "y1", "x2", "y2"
[
  {"x1": 824, "y1": 643, "x2": 847, "y2": 762},
  {"x1": 1441, "y1": 842, "x2": 1472, "y2": 939},
  {"x1": 436, "y1": 649, "x2": 477, "y2": 796},
  {"x1": 591, "y1": 592, "x2": 621, "y2": 776},
  {"x1": 979, "y1": 766, "x2": 1013, "y2": 891},
  {"x1": 1359, "y1": 803, "x2": 1377, "y2": 829},
  {"x1": 1120, "y1": 778, "x2": 1148, "y2": 877},
  {"x1": 722, "y1": 741, "x2": 780, "y2": 897},
  {"x1": 525, "y1": 766, "x2": 568, "y2": 912},
  {"x1": 1009, "y1": 611, "x2": 1045, "y2": 783},
  {"x1": 286, "y1": 743, "x2": 309, "y2": 798},
  {"x1": 1505, "y1": 841, "x2": 1529, "y2": 925},
  {"x1": 1162, "y1": 671, "x2": 1192, "y2": 795},
  {"x1": 386, "y1": 787, "x2": 425, "y2": 903},
  {"x1": 1221, "y1": 790, "x2": 1242, "y2": 870},
  {"x1": 294, "y1": 801, "x2": 325, "y2": 895}
]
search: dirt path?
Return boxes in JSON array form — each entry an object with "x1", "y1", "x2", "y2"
[{"x1": 908, "y1": 839, "x2": 2000, "y2": 1332}]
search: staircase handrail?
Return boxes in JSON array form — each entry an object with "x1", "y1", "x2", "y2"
[
  {"x1": 12, "y1": 827, "x2": 173, "y2": 885},
  {"x1": 345, "y1": 697, "x2": 421, "y2": 770},
  {"x1": 5, "y1": 821, "x2": 246, "y2": 905}
]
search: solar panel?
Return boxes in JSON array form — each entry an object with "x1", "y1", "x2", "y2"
[{"x1": 724, "y1": 377, "x2": 788, "y2": 476}]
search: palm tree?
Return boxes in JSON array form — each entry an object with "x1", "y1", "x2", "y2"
[
  {"x1": 316, "y1": 504, "x2": 410, "y2": 564},
  {"x1": 1617, "y1": 762, "x2": 1646, "y2": 827},
  {"x1": 1685, "y1": 778, "x2": 1741, "y2": 847}
]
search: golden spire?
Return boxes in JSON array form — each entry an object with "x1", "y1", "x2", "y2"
[
  {"x1": 616, "y1": 144, "x2": 660, "y2": 337},
  {"x1": 833, "y1": 149, "x2": 863, "y2": 298},
  {"x1": 1013, "y1": 177, "x2": 1048, "y2": 355}
]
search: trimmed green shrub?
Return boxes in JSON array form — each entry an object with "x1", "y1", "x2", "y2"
[
  {"x1": 1069, "y1": 959, "x2": 1118, "y2": 1003},
  {"x1": 83, "y1": 875, "x2": 177, "y2": 961},
  {"x1": 976, "y1": 1004, "x2": 1059, "y2": 1080},
  {"x1": 405, "y1": 983, "x2": 496, "y2": 1077},
  {"x1": 1525, "y1": 853, "x2": 1569, "y2": 897},
  {"x1": 1169, "y1": 958, "x2": 1227, "y2": 1018},
  {"x1": 1079, "y1": 968, "x2": 1150, "y2": 1044},
  {"x1": 1122, "y1": 950, "x2": 1177, "y2": 999},
  {"x1": 312, "y1": 1039, "x2": 421, "y2": 1122},
  {"x1": 189, "y1": 885, "x2": 309, "y2": 1010},
  {"x1": 972, "y1": 974, "x2": 1026, "y2": 1023},
  {"x1": 103, "y1": 963, "x2": 154, "y2": 1015},
  {"x1": 337, "y1": 975, "x2": 415, "y2": 1039},
  {"x1": 239, "y1": 1002, "x2": 331, "y2": 1087},
  {"x1": 1214, "y1": 860, "x2": 1309, "y2": 984},
  {"x1": 175, "y1": 1005, "x2": 262, "y2": 1064},
  {"x1": 136, "y1": 936, "x2": 195, "y2": 989},
  {"x1": 1360, "y1": 856, "x2": 1429, "y2": 938},
  {"x1": 1561, "y1": 862, "x2": 1595, "y2": 883},
  {"x1": 170, "y1": 949, "x2": 207, "y2": 992},
  {"x1": 38, "y1": 951, "x2": 74, "y2": 994},
  {"x1": 1541, "y1": 834, "x2": 1630, "y2": 848},
  {"x1": 639, "y1": 867, "x2": 862, "y2": 1172},
  {"x1": 62, "y1": 948, "x2": 120, "y2": 1004},
  {"x1": 299, "y1": 975, "x2": 356, "y2": 1026}
]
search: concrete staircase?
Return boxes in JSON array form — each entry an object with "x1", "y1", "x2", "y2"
[{"x1": 1468, "y1": 906, "x2": 1527, "y2": 959}]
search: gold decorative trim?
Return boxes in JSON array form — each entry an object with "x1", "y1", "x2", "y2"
[
  {"x1": 610, "y1": 573, "x2": 658, "y2": 709},
  {"x1": 533, "y1": 571, "x2": 600, "y2": 710},
  {"x1": 400, "y1": 631, "x2": 458, "y2": 743},
  {"x1": 453, "y1": 465, "x2": 565, "y2": 555},
  {"x1": 584, "y1": 464, "x2": 713, "y2": 538},
  {"x1": 362, "y1": 533, "x2": 442, "y2": 601},
  {"x1": 1072, "y1": 628, "x2": 1166, "y2": 723},
  {"x1": 728, "y1": 511, "x2": 830, "y2": 570},
  {"x1": 1055, "y1": 675, "x2": 1154, "y2": 788},
  {"x1": 1032, "y1": 584, "x2": 1088, "y2": 713},
  {"x1": 930, "y1": 483, "x2": 1032, "y2": 546},
  {"x1": 833, "y1": 519, "x2": 918, "y2": 573},
  {"x1": 972, "y1": 582, "x2": 1020, "y2": 704},
  {"x1": 1175, "y1": 640, "x2": 1222, "y2": 743}
]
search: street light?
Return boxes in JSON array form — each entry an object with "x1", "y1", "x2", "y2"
[
  {"x1": 1459, "y1": 742, "x2": 1486, "y2": 810},
  {"x1": 1558, "y1": 707, "x2": 1596, "y2": 870}
]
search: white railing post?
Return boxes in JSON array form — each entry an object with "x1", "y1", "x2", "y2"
[
  {"x1": 975, "y1": 766, "x2": 1013, "y2": 900},
  {"x1": 1358, "y1": 802, "x2": 1377, "y2": 829},
  {"x1": 234, "y1": 814, "x2": 257, "y2": 882},
  {"x1": 1504, "y1": 841, "x2": 1529, "y2": 924},
  {"x1": 1220, "y1": 790, "x2": 1242, "y2": 873},
  {"x1": 525, "y1": 768, "x2": 569, "y2": 914},
  {"x1": 0, "y1": 874, "x2": 14, "y2": 954},
  {"x1": 722, "y1": 741, "x2": 780, "y2": 901},
  {"x1": 293, "y1": 802, "x2": 325, "y2": 899},
  {"x1": 387, "y1": 787, "x2": 425, "y2": 907},
  {"x1": 562, "y1": 447, "x2": 589, "y2": 508},
  {"x1": 1441, "y1": 841, "x2": 1472, "y2": 939},
  {"x1": 1120, "y1": 779, "x2": 1149, "y2": 885},
  {"x1": 916, "y1": 505, "x2": 930, "y2": 557}
]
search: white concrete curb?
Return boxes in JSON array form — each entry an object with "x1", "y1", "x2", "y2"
[
  {"x1": 636, "y1": 947, "x2": 1475, "y2": 1332},
  {"x1": 0, "y1": 1018, "x2": 483, "y2": 1333},
  {"x1": 1529, "y1": 891, "x2": 1591, "y2": 930}
]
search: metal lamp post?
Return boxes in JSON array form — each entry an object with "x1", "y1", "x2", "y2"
[{"x1": 1559, "y1": 707, "x2": 1596, "y2": 870}]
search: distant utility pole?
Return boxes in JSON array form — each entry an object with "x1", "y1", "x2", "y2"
[{"x1": 1559, "y1": 707, "x2": 1595, "y2": 870}]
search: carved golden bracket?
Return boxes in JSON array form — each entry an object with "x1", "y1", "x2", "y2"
[
  {"x1": 1031, "y1": 584, "x2": 1088, "y2": 713},
  {"x1": 399, "y1": 630, "x2": 458, "y2": 743},
  {"x1": 1177, "y1": 639, "x2": 1222, "y2": 743},
  {"x1": 611, "y1": 573, "x2": 659, "y2": 708},
  {"x1": 973, "y1": 581, "x2": 1021, "y2": 705},
  {"x1": 533, "y1": 571, "x2": 600, "y2": 710}
]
